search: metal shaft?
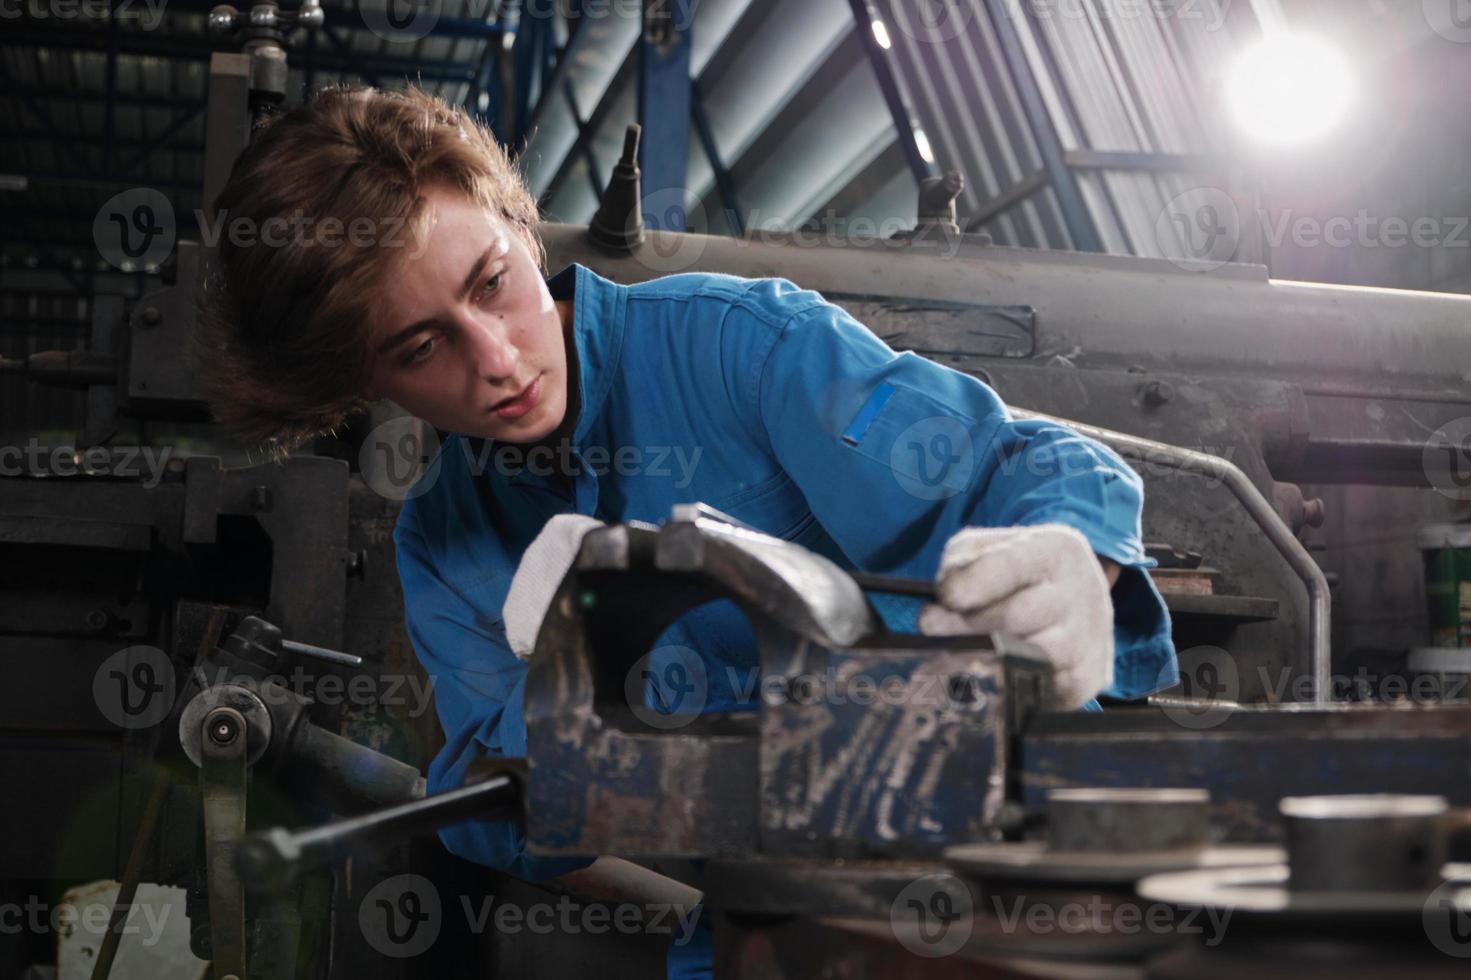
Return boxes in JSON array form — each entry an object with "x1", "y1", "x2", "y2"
[
  {"x1": 279, "y1": 637, "x2": 363, "y2": 668},
  {"x1": 237, "y1": 772, "x2": 522, "y2": 891}
]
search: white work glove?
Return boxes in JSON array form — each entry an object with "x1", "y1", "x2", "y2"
[
  {"x1": 917, "y1": 524, "x2": 1115, "y2": 710},
  {"x1": 503, "y1": 514, "x2": 606, "y2": 659}
]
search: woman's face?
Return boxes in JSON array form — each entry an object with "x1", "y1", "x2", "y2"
[{"x1": 363, "y1": 184, "x2": 571, "y2": 443}]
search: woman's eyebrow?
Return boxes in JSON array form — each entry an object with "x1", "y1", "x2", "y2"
[
  {"x1": 455, "y1": 242, "x2": 498, "y2": 298},
  {"x1": 450, "y1": 235, "x2": 509, "y2": 302}
]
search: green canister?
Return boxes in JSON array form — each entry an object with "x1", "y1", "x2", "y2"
[{"x1": 1419, "y1": 523, "x2": 1471, "y2": 648}]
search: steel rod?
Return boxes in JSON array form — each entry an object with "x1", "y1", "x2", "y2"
[{"x1": 1014, "y1": 409, "x2": 1331, "y2": 703}]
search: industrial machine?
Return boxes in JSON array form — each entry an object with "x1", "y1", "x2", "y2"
[
  {"x1": 6, "y1": 3, "x2": 1471, "y2": 976},
  {"x1": 230, "y1": 505, "x2": 1471, "y2": 977}
]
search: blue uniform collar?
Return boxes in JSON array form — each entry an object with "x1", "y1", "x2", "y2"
[{"x1": 545, "y1": 262, "x2": 626, "y2": 451}]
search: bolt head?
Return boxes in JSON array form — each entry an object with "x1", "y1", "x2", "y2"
[
  {"x1": 1140, "y1": 380, "x2": 1175, "y2": 406},
  {"x1": 209, "y1": 715, "x2": 239, "y2": 744}
]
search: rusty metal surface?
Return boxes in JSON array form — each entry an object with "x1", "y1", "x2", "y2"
[
  {"x1": 758, "y1": 636, "x2": 1011, "y2": 859},
  {"x1": 1020, "y1": 705, "x2": 1471, "y2": 842},
  {"x1": 525, "y1": 511, "x2": 1024, "y2": 859}
]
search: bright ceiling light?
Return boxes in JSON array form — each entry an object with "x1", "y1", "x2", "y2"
[
  {"x1": 871, "y1": 19, "x2": 892, "y2": 50},
  {"x1": 1227, "y1": 34, "x2": 1354, "y2": 146},
  {"x1": 914, "y1": 128, "x2": 935, "y2": 164}
]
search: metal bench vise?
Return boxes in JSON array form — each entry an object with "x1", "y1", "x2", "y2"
[{"x1": 524, "y1": 505, "x2": 1052, "y2": 861}]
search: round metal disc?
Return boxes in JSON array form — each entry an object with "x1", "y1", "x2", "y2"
[
  {"x1": 1137, "y1": 861, "x2": 1471, "y2": 916},
  {"x1": 178, "y1": 684, "x2": 272, "y2": 768},
  {"x1": 945, "y1": 841, "x2": 1284, "y2": 884}
]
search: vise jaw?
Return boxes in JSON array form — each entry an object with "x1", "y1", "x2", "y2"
[{"x1": 524, "y1": 506, "x2": 1051, "y2": 861}]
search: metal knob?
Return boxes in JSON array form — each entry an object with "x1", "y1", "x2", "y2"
[
  {"x1": 296, "y1": 0, "x2": 324, "y2": 27},
  {"x1": 248, "y1": 3, "x2": 280, "y2": 28},
  {"x1": 208, "y1": 4, "x2": 240, "y2": 32}
]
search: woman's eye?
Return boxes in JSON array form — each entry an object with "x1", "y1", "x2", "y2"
[
  {"x1": 406, "y1": 337, "x2": 436, "y2": 365},
  {"x1": 479, "y1": 272, "x2": 503, "y2": 299}
]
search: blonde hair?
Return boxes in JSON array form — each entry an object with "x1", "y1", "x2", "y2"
[{"x1": 193, "y1": 85, "x2": 543, "y2": 452}]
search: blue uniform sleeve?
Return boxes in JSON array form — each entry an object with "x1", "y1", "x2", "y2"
[
  {"x1": 721, "y1": 278, "x2": 1176, "y2": 699},
  {"x1": 393, "y1": 507, "x2": 593, "y2": 880}
]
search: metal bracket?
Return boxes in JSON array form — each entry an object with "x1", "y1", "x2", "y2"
[{"x1": 200, "y1": 706, "x2": 248, "y2": 980}]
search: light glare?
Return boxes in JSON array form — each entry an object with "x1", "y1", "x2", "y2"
[
  {"x1": 914, "y1": 128, "x2": 935, "y2": 164},
  {"x1": 1227, "y1": 34, "x2": 1354, "y2": 146}
]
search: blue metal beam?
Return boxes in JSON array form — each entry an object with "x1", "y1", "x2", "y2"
[
  {"x1": 980, "y1": 0, "x2": 1103, "y2": 253},
  {"x1": 538, "y1": 44, "x2": 637, "y2": 209},
  {"x1": 467, "y1": 29, "x2": 503, "y2": 136},
  {"x1": 691, "y1": 77, "x2": 742, "y2": 236},
  {"x1": 846, "y1": 0, "x2": 933, "y2": 185},
  {"x1": 541, "y1": 10, "x2": 558, "y2": 92},
  {"x1": 563, "y1": 83, "x2": 605, "y2": 202},
  {"x1": 163, "y1": 0, "x2": 506, "y2": 39},
  {"x1": 511, "y1": 2, "x2": 548, "y2": 145},
  {"x1": 637, "y1": 0, "x2": 692, "y2": 230},
  {"x1": 517, "y1": 10, "x2": 592, "y2": 152},
  {"x1": 8, "y1": 24, "x2": 473, "y2": 83}
]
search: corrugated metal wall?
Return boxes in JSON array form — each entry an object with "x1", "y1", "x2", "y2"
[{"x1": 870, "y1": 0, "x2": 1278, "y2": 253}]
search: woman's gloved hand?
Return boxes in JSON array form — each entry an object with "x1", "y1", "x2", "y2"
[
  {"x1": 503, "y1": 513, "x2": 607, "y2": 659},
  {"x1": 916, "y1": 524, "x2": 1115, "y2": 710}
]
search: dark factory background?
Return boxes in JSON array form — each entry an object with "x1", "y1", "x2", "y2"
[
  {"x1": 5, "y1": 1, "x2": 1471, "y2": 978},
  {"x1": 8, "y1": 1, "x2": 1471, "y2": 659}
]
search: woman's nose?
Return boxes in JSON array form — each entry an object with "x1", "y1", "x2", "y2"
[{"x1": 464, "y1": 314, "x2": 519, "y2": 381}]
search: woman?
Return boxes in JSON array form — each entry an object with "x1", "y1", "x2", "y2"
[{"x1": 196, "y1": 85, "x2": 1176, "y2": 977}]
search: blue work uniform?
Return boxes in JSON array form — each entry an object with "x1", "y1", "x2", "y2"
[{"x1": 393, "y1": 263, "x2": 1178, "y2": 974}]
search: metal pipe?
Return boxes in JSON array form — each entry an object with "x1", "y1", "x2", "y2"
[
  {"x1": 238, "y1": 777, "x2": 707, "y2": 918},
  {"x1": 89, "y1": 771, "x2": 172, "y2": 980},
  {"x1": 237, "y1": 773, "x2": 520, "y2": 892},
  {"x1": 539, "y1": 224, "x2": 1471, "y2": 400},
  {"x1": 283, "y1": 721, "x2": 427, "y2": 810},
  {"x1": 1012, "y1": 409, "x2": 1332, "y2": 703},
  {"x1": 279, "y1": 637, "x2": 363, "y2": 668}
]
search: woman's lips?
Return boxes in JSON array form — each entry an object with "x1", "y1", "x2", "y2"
[{"x1": 492, "y1": 375, "x2": 543, "y2": 420}]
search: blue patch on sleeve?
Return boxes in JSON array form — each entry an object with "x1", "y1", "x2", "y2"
[{"x1": 841, "y1": 382, "x2": 896, "y2": 445}]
